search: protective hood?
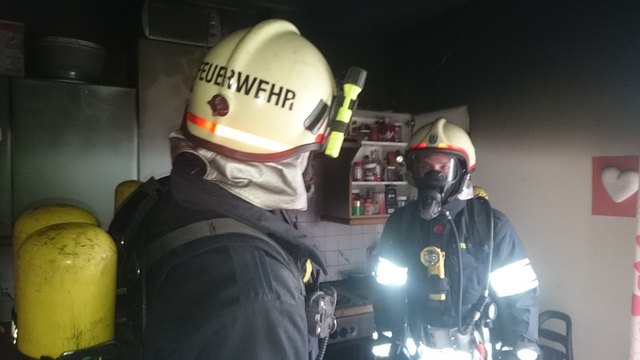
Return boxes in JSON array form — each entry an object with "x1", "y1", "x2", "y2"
[
  {"x1": 457, "y1": 176, "x2": 474, "y2": 201},
  {"x1": 170, "y1": 130, "x2": 310, "y2": 210}
]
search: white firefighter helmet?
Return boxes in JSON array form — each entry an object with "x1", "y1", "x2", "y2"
[
  {"x1": 184, "y1": 19, "x2": 336, "y2": 162},
  {"x1": 407, "y1": 118, "x2": 476, "y2": 172},
  {"x1": 406, "y1": 119, "x2": 476, "y2": 219}
]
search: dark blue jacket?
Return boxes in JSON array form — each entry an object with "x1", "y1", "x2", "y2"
[
  {"x1": 112, "y1": 170, "x2": 324, "y2": 360},
  {"x1": 375, "y1": 197, "x2": 539, "y2": 349}
]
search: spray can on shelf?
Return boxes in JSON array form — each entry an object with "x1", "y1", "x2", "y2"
[{"x1": 385, "y1": 185, "x2": 397, "y2": 214}]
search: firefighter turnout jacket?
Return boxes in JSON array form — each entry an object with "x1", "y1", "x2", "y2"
[
  {"x1": 109, "y1": 170, "x2": 325, "y2": 360},
  {"x1": 374, "y1": 197, "x2": 539, "y2": 355}
]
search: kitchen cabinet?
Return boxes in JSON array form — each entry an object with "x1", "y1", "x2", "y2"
[
  {"x1": 318, "y1": 110, "x2": 415, "y2": 225},
  {"x1": 0, "y1": 78, "x2": 10, "y2": 238},
  {"x1": 8, "y1": 78, "x2": 138, "y2": 229}
]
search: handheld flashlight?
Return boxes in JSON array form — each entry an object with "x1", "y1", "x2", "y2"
[{"x1": 420, "y1": 246, "x2": 446, "y2": 300}]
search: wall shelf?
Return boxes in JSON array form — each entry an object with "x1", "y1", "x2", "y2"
[
  {"x1": 320, "y1": 214, "x2": 391, "y2": 226},
  {"x1": 352, "y1": 181, "x2": 408, "y2": 186},
  {"x1": 318, "y1": 110, "x2": 413, "y2": 226},
  {"x1": 360, "y1": 141, "x2": 408, "y2": 147}
]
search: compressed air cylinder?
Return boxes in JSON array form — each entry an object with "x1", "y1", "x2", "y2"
[
  {"x1": 15, "y1": 222, "x2": 117, "y2": 359},
  {"x1": 13, "y1": 204, "x2": 99, "y2": 258},
  {"x1": 114, "y1": 180, "x2": 141, "y2": 212}
]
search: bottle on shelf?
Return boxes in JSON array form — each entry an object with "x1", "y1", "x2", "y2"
[
  {"x1": 384, "y1": 150, "x2": 400, "y2": 181},
  {"x1": 369, "y1": 122, "x2": 380, "y2": 141},
  {"x1": 352, "y1": 161, "x2": 363, "y2": 181},
  {"x1": 351, "y1": 189, "x2": 363, "y2": 216},
  {"x1": 393, "y1": 122, "x2": 403, "y2": 142},
  {"x1": 363, "y1": 196, "x2": 374, "y2": 215},
  {"x1": 370, "y1": 149, "x2": 383, "y2": 182},
  {"x1": 375, "y1": 119, "x2": 388, "y2": 141},
  {"x1": 397, "y1": 195, "x2": 408, "y2": 208},
  {"x1": 385, "y1": 165, "x2": 396, "y2": 182},
  {"x1": 380, "y1": 118, "x2": 396, "y2": 142},
  {"x1": 375, "y1": 191, "x2": 386, "y2": 215}
]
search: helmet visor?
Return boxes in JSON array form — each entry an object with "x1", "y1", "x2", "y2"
[{"x1": 414, "y1": 150, "x2": 460, "y2": 182}]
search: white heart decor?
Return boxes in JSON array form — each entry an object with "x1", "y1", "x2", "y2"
[{"x1": 601, "y1": 167, "x2": 639, "y2": 203}]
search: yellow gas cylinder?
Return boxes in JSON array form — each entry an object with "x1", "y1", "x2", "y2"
[
  {"x1": 15, "y1": 222, "x2": 117, "y2": 359},
  {"x1": 13, "y1": 204, "x2": 99, "y2": 257},
  {"x1": 114, "y1": 180, "x2": 141, "y2": 212}
]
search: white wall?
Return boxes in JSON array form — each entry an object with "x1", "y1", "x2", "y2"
[{"x1": 470, "y1": 96, "x2": 639, "y2": 359}]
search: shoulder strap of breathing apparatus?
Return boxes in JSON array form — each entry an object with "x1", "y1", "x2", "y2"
[
  {"x1": 147, "y1": 210, "x2": 337, "y2": 360},
  {"x1": 460, "y1": 196, "x2": 496, "y2": 336}
]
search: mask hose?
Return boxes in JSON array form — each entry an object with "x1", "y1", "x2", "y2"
[{"x1": 446, "y1": 199, "x2": 495, "y2": 338}]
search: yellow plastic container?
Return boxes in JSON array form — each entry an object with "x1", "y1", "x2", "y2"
[{"x1": 15, "y1": 222, "x2": 117, "y2": 359}]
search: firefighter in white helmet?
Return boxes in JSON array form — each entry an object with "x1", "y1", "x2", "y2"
[
  {"x1": 110, "y1": 19, "x2": 338, "y2": 360},
  {"x1": 372, "y1": 119, "x2": 541, "y2": 360}
]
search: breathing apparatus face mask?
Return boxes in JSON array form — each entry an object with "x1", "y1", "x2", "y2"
[{"x1": 410, "y1": 150, "x2": 466, "y2": 220}]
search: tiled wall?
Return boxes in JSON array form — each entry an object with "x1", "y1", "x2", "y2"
[
  {"x1": 289, "y1": 191, "x2": 385, "y2": 282},
  {"x1": 299, "y1": 220, "x2": 383, "y2": 281}
]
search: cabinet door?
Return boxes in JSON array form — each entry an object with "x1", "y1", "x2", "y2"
[
  {"x1": 11, "y1": 79, "x2": 138, "y2": 228},
  {"x1": 0, "y1": 78, "x2": 10, "y2": 237}
]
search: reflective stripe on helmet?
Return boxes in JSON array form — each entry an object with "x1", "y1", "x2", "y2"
[
  {"x1": 187, "y1": 112, "x2": 293, "y2": 152},
  {"x1": 489, "y1": 258, "x2": 539, "y2": 297},
  {"x1": 375, "y1": 257, "x2": 408, "y2": 286}
]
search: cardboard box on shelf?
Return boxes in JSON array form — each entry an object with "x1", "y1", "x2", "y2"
[{"x1": 0, "y1": 20, "x2": 24, "y2": 77}]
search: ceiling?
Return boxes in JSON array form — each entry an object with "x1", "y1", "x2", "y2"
[
  {"x1": 1, "y1": 0, "x2": 475, "y2": 46},
  {"x1": 172, "y1": 0, "x2": 473, "y2": 36}
]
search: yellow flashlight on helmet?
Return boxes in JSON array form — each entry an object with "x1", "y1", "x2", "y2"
[{"x1": 324, "y1": 66, "x2": 367, "y2": 158}]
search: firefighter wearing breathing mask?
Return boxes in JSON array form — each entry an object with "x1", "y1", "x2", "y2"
[
  {"x1": 109, "y1": 19, "x2": 338, "y2": 360},
  {"x1": 373, "y1": 118, "x2": 540, "y2": 360}
]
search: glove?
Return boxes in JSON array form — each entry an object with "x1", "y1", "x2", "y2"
[
  {"x1": 497, "y1": 344, "x2": 540, "y2": 360},
  {"x1": 515, "y1": 341, "x2": 540, "y2": 360}
]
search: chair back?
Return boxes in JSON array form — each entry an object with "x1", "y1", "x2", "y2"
[{"x1": 538, "y1": 310, "x2": 573, "y2": 360}]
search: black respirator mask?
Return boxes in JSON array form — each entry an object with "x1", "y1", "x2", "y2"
[{"x1": 409, "y1": 150, "x2": 466, "y2": 220}]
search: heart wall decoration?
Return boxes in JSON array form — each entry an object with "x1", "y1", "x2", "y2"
[
  {"x1": 601, "y1": 167, "x2": 639, "y2": 203},
  {"x1": 592, "y1": 155, "x2": 640, "y2": 217}
]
